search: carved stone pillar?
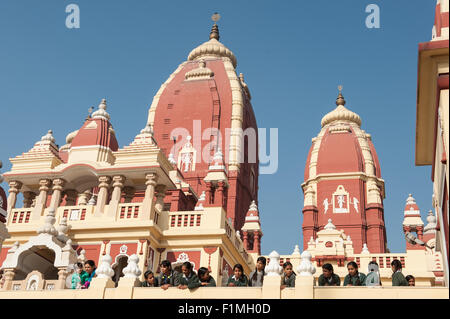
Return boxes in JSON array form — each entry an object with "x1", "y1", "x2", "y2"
[
  {"x1": 32, "y1": 179, "x2": 51, "y2": 221},
  {"x1": 123, "y1": 187, "x2": 135, "y2": 203},
  {"x1": 7, "y1": 181, "x2": 22, "y2": 213},
  {"x1": 205, "y1": 182, "x2": 213, "y2": 206},
  {"x1": 216, "y1": 181, "x2": 226, "y2": 208},
  {"x1": 1, "y1": 269, "x2": 15, "y2": 291},
  {"x1": 57, "y1": 268, "x2": 70, "y2": 289},
  {"x1": 416, "y1": 226, "x2": 424, "y2": 241},
  {"x1": 22, "y1": 191, "x2": 35, "y2": 209},
  {"x1": 77, "y1": 190, "x2": 92, "y2": 206},
  {"x1": 242, "y1": 231, "x2": 249, "y2": 250},
  {"x1": 141, "y1": 173, "x2": 158, "y2": 220},
  {"x1": 254, "y1": 232, "x2": 261, "y2": 255},
  {"x1": 64, "y1": 190, "x2": 78, "y2": 206},
  {"x1": 94, "y1": 176, "x2": 111, "y2": 217},
  {"x1": 49, "y1": 179, "x2": 66, "y2": 212},
  {"x1": 154, "y1": 185, "x2": 167, "y2": 213},
  {"x1": 107, "y1": 175, "x2": 125, "y2": 218}
]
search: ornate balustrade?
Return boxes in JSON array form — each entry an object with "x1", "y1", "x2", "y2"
[{"x1": 8, "y1": 208, "x2": 33, "y2": 225}]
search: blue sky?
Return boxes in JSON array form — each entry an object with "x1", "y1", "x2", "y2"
[{"x1": 0, "y1": 0, "x2": 436, "y2": 254}]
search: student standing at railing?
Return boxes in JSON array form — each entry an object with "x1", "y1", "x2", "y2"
[
  {"x1": 248, "y1": 256, "x2": 266, "y2": 287},
  {"x1": 198, "y1": 267, "x2": 217, "y2": 287},
  {"x1": 177, "y1": 262, "x2": 201, "y2": 290},
  {"x1": 343, "y1": 261, "x2": 366, "y2": 286},
  {"x1": 318, "y1": 263, "x2": 341, "y2": 286},
  {"x1": 280, "y1": 262, "x2": 296, "y2": 289},
  {"x1": 141, "y1": 270, "x2": 158, "y2": 287},
  {"x1": 364, "y1": 261, "x2": 381, "y2": 286},
  {"x1": 158, "y1": 260, "x2": 180, "y2": 290},
  {"x1": 391, "y1": 260, "x2": 408, "y2": 286},
  {"x1": 227, "y1": 264, "x2": 249, "y2": 286}
]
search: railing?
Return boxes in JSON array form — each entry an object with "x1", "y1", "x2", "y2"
[
  {"x1": 353, "y1": 253, "x2": 407, "y2": 269},
  {"x1": 118, "y1": 203, "x2": 142, "y2": 220},
  {"x1": 0, "y1": 285, "x2": 447, "y2": 300},
  {"x1": 61, "y1": 206, "x2": 88, "y2": 221},
  {"x1": 168, "y1": 211, "x2": 203, "y2": 228},
  {"x1": 9, "y1": 208, "x2": 33, "y2": 225}
]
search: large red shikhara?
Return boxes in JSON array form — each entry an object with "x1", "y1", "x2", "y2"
[
  {"x1": 147, "y1": 24, "x2": 259, "y2": 234},
  {"x1": 302, "y1": 92, "x2": 387, "y2": 253}
]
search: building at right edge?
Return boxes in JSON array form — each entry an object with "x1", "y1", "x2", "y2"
[{"x1": 415, "y1": 0, "x2": 449, "y2": 287}]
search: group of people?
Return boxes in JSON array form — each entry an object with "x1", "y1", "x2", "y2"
[
  {"x1": 318, "y1": 259, "x2": 416, "y2": 287},
  {"x1": 70, "y1": 257, "x2": 416, "y2": 290},
  {"x1": 139, "y1": 257, "x2": 297, "y2": 289}
]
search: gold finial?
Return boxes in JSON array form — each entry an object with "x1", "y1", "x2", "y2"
[
  {"x1": 336, "y1": 85, "x2": 346, "y2": 106},
  {"x1": 210, "y1": 12, "x2": 221, "y2": 40}
]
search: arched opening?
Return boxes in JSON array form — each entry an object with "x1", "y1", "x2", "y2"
[
  {"x1": 111, "y1": 256, "x2": 128, "y2": 287},
  {"x1": 13, "y1": 247, "x2": 59, "y2": 281}
]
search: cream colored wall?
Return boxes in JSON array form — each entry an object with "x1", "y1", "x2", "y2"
[{"x1": 0, "y1": 283, "x2": 447, "y2": 299}]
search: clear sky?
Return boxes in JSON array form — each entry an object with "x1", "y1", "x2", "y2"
[{"x1": 0, "y1": 0, "x2": 436, "y2": 254}]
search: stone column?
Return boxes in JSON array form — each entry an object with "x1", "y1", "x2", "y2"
[
  {"x1": 254, "y1": 232, "x2": 261, "y2": 255},
  {"x1": 1, "y1": 269, "x2": 16, "y2": 291},
  {"x1": 123, "y1": 187, "x2": 135, "y2": 203},
  {"x1": 154, "y1": 185, "x2": 167, "y2": 213},
  {"x1": 77, "y1": 190, "x2": 92, "y2": 206},
  {"x1": 295, "y1": 251, "x2": 316, "y2": 299},
  {"x1": 242, "y1": 231, "x2": 249, "y2": 250},
  {"x1": 64, "y1": 190, "x2": 78, "y2": 206},
  {"x1": 32, "y1": 179, "x2": 51, "y2": 221},
  {"x1": 49, "y1": 179, "x2": 65, "y2": 212},
  {"x1": 417, "y1": 226, "x2": 424, "y2": 241},
  {"x1": 141, "y1": 173, "x2": 158, "y2": 220},
  {"x1": 107, "y1": 175, "x2": 125, "y2": 218},
  {"x1": 22, "y1": 191, "x2": 35, "y2": 208},
  {"x1": 57, "y1": 268, "x2": 70, "y2": 289},
  {"x1": 94, "y1": 176, "x2": 111, "y2": 217},
  {"x1": 205, "y1": 181, "x2": 213, "y2": 206},
  {"x1": 7, "y1": 181, "x2": 22, "y2": 213},
  {"x1": 216, "y1": 181, "x2": 226, "y2": 208},
  {"x1": 262, "y1": 251, "x2": 282, "y2": 299}
]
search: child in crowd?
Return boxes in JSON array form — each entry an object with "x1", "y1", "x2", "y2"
[
  {"x1": 405, "y1": 275, "x2": 415, "y2": 286},
  {"x1": 318, "y1": 263, "x2": 341, "y2": 286},
  {"x1": 177, "y1": 262, "x2": 201, "y2": 290},
  {"x1": 141, "y1": 270, "x2": 158, "y2": 287},
  {"x1": 364, "y1": 261, "x2": 381, "y2": 286},
  {"x1": 158, "y1": 260, "x2": 180, "y2": 290},
  {"x1": 227, "y1": 264, "x2": 249, "y2": 286},
  {"x1": 391, "y1": 259, "x2": 408, "y2": 286},
  {"x1": 249, "y1": 256, "x2": 266, "y2": 287},
  {"x1": 198, "y1": 267, "x2": 216, "y2": 287},
  {"x1": 343, "y1": 261, "x2": 366, "y2": 286},
  {"x1": 71, "y1": 262, "x2": 89, "y2": 289},
  {"x1": 280, "y1": 262, "x2": 296, "y2": 289},
  {"x1": 81, "y1": 260, "x2": 96, "y2": 289}
]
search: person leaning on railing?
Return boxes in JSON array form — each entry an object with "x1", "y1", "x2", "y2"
[
  {"x1": 391, "y1": 260, "x2": 408, "y2": 286},
  {"x1": 227, "y1": 264, "x2": 249, "y2": 286},
  {"x1": 318, "y1": 263, "x2": 341, "y2": 286}
]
